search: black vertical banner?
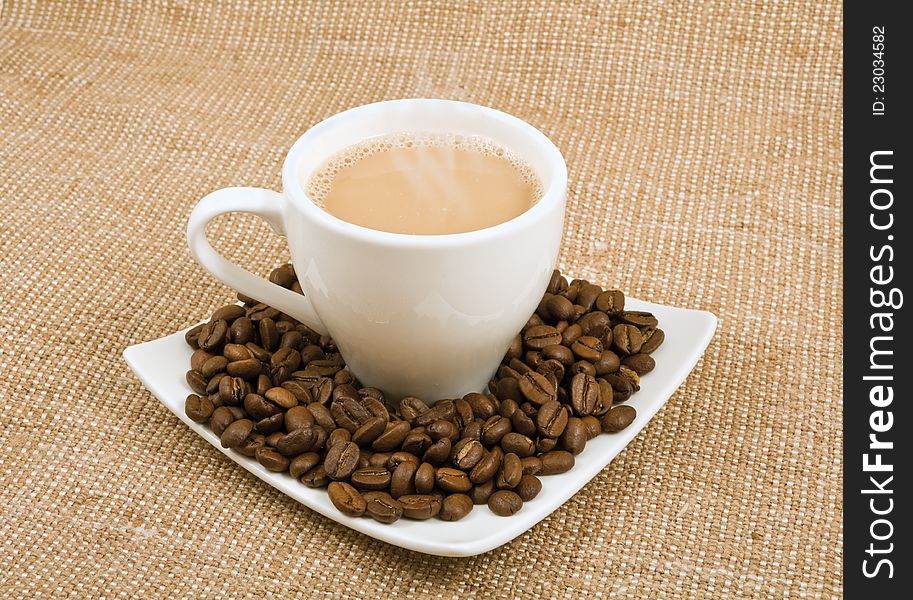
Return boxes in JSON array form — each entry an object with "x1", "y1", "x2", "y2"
[{"x1": 844, "y1": 2, "x2": 911, "y2": 596}]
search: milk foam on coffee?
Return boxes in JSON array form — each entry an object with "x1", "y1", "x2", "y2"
[{"x1": 305, "y1": 133, "x2": 542, "y2": 235}]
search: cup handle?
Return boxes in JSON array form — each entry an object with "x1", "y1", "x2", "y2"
[{"x1": 186, "y1": 187, "x2": 327, "y2": 335}]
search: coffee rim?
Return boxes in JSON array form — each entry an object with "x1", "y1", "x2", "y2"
[{"x1": 282, "y1": 98, "x2": 567, "y2": 247}]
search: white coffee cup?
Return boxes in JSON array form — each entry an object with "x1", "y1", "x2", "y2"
[{"x1": 187, "y1": 99, "x2": 567, "y2": 401}]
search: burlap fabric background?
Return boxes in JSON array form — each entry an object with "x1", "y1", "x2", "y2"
[{"x1": 0, "y1": 1, "x2": 842, "y2": 597}]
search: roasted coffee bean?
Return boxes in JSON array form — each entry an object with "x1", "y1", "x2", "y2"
[
  {"x1": 255, "y1": 446, "x2": 290, "y2": 472},
  {"x1": 537, "y1": 437, "x2": 558, "y2": 453},
  {"x1": 516, "y1": 475, "x2": 542, "y2": 501},
  {"x1": 300, "y1": 465, "x2": 330, "y2": 488},
  {"x1": 481, "y1": 416, "x2": 512, "y2": 446},
  {"x1": 569, "y1": 373, "x2": 600, "y2": 415},
  {"x1": 454, "y1": 439, "x2": 485, "y2": 470},
  {"x1": 546, "y1": 268, "x2": 563, "y2": 295},
  {"x1": 488, "y1": 490, "x2": 523, "y2": 516},
  {"x1": 334, "y1": 370, "x2": 355, "y2": 385},
  {"x1": 542, "y1": 344, "x2": 574, "y2": 366},
  {"x1": 324, "y1": 441, "x2": 360, "y2": 480},
  {"x1": 436, "y1": 493, "x2": 472, "y2": 521},
  {"x1": 210, "y1": 304, "x2": 245, "y2": 323},
  {"x1": 244, "y1": 343, "x2": 271, "y2": 363},
  {"x1": 595, "y1": 290, "x2": 624, "y2": 315},
  {"x1": 544, "y1": 294, "x2": 575, "y2": 322},
  {"x1": 218, "y1": 376, "x2": 249, "y2": 406},
  {"x1": 612, "y1": 324, "x2": 642, "y2": 356},
  {"x1": 387, "y1": 451, "x2": 420, "y2": 470},
  {"x1": 255, "y1": 412, "x2": 285, "y2": 434},
  {"x1": 621, "y1": 353, "x2": 655, "y2": 375},
  {"x1": 561, "y1": 323, "x2": 583, "y2": 347},
  {"x1": 577, "y1": 283, "x2": 603, "y2": 311},
  {"x1": 276, "y1": 425, "x2": 324, "y2": 455},
  {"x1": 639, "y1": 328, "x2": 664, "y2": 354},
  {"x1": 561, "y1": 417, "x2": 587, "y2": 455},
  {"x1": 363, "y1": 491, "x2": 402, "y2": 523},
  {"x1": 331, "y1": 397, "x2": 371, "y2": 432},
  {"x1": 536, "y1": 400, "x2": 568, "y2": 438},
  {"x1": 185, "y1": 394, "x2": 214, "y2": 422},
  {"x1": 289, "y1": 452, "x2": 321, "y2": 479},
  {"x1": 370, "y1": 420, "x2": 410, "y2": 451},
  {"x1": 498, "y1": 364, "x2": 522, "y2": 380},
  {"x1": 499, "y1": 399, "x2": 519, "y2": 418},
  {"x1": 524, "y1": 351, "x2": 543, "y2": 369},
  {"x1": 220, "y1": 418, "x2": 254, "y2": 449},
  {"x1": 229, "y1": 317, "x2": 255, "y2": 344},
  {"x1": 523, "y1": 325, "x2": 562, "y2": 349},
  {"x1": 401, "y1": 430, "x2": 432, "y2": 456},
  {"x1": 520, "y1": 456, "x2": 543, "y2": 475},
  {"x1": 460, "y1": 419, "x2": 483, "y2": 442},
  {"x1": 352, "y1": 416, "x2": 387, "y2": 446},
  {"x1": 326, "y1": 427, "x2": 352, "y2": 450},
  {"x1": 351, "y1": 467, "x2": 392, "y2": 490},
  {"x1": 270, "y1": 347, "x2": 301, "y2": 373},
  {"x1": 470, "y1": 447, "x2": 503, "y2": 484},
  {"x1": 369, "y1": 452, "x2": 393, "y2": 468},
  {"x1": 571, "y1": 336, "x2": 603, "y2": 362},
  {"x1": 226, "y1": 358, "x2": 261, "y2": 379},
  {"x1": 279, "y1": 380, "x2": 312, "y2": 404},
  {"x1": 260, "y1": 386, "x2": 295, "y2": 410},
  {"x1": 278, "y1": 330, "x2": 304, "y2": 351},
  {"x1": 268, "y1": 263, "x2": 296, "y2": 288},
  {"x1": 190, "y1": 349, "x2": 214, "y2": 372},
  {"x1": 496, "y1": 453, "x2": 522, "y2": 489},
  {"x1": 255, "y1": 373, "x2": 272, "y2": 396},
  {"x1": 428, "y1": 419, "x2": 459, "y2": 443},
  {"x1": 186, "y1": 370, "x2": 208, "y2": 395},
  {"x1": 601, "y1": 405, "x2": 637, "y2": 432},
  {"x1": 463, "y1": 392, "x2": 497, "y2": 421},
  {"x1": 577, "y1": 311, "x2": 611, "y2": 338},
  {"x1": 390, "y1": 461, "x2": 419, "y2": 498},
  {"x1": 257, "y1": 317, "x2": 279, "y2": 351},
  {"x1": 470, "y1": 479, "x2": 496, "y2": 505},
  {"x1": 536, "y1": 358, "x2": 566, "y2": 384},
  {"x1": 506, "y1": 333, "x2": 523, "y2": 360},
  {"x1": 453, "y1": 398, "x2": 475, "y2": 428},
  {"x1": 399, "y1": 396, "x2": 429, "y2": 422},
  {"x1": 207, "y1": 392, "x2": 224, "y2": 410},
  {"x1": 265, "y1": 431, "x2": 284, "y2": 447},
  {"x1": 510, "y1": 409, "x2": 536, "y2": 438},
  {"x1": 413, "y1": 399, "x2": 454, "y2": 427},
  {"x1": 199, "y1": 319, "x2": 229, "y2": 351},
  {"x1": 581, "y1": 415, "x2": 602, "y2": 440},
  {"x1": 205, "y1": 373, "x2": 227, "y2": 395},
  {"x1": 414, "y1": 463, "x2": 435, "y2": 494},
  {"x1": 593, "y1": 350, "x2": 621, "y2": 376},
  {"x1": 236, "y1": 433, "x2": 265, "y2": 457},
  {"x1": 619, "y1": 310, "x2": 658, "y2": 329},
  {"x1": 422, "y1": 437, "x2": 451, "y2": 466},
  {"x1": 328, "y1": 481, "x2": 366, "y2": 517},
  {"x1": 518, "y1": 371, "x2": 556, "y2": 406},
  {"x1": 500, "y1": 433, "x2": 536, "y2": 458},
  {"x1": 603, "y1": 373, "x2": 635, "y2": 403},
  {"x1": 540, "y1": 450, "x2": 575, "y2": 474},
  {"x1": 525, "y1": 313, "x2": 545, "y2": 329},
  {"x1": 305, "y1": 403, "x2": 335, "y2": 431},
  {"x1": 210, "y1": 406, "x2": 239, "y2": 437},
  {"x1": 435, "y1": 467, "x2": 472, "y2": 493},
  {"x1": 399, "y1": 494, "x2": 442, "y2": 520},
  {"x1": 493, "y1": 377, "x2": 522, "y2": 402},
  {"x1": 298, "y1": 344, "x2": 325, "y2": 364},
  {"x1": 185, "y1": 322, "x2": 207, "y2": 348}
]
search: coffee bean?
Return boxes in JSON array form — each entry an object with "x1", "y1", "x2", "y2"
[
  {"x1": 323, "y1": 441, "x2": 359, "y2": 480},
  {"x1": 331, "y1": 397, "x2": 371, "y2": 433},
  {"x1": 516, "y1": 474, "x2": 542, "y2": 501},
  {"x1": 422, "y1": 437, "x2": 451, "y2": 466},
  {"x1": 561, "y1": 323, "x2": 583, "y2": 347},
  {"x1": 621, "y1": 353, "x2": 655, "y2": 375},
  {"x1": 463, "y1": 392, "x2": 497, "y2": 421},
  {"x1": 199, "y1": 319, "x2": 228, "y2": 351},
  {"x1": 639, "y1": 328, "x2": 664, "y2": 354},
  {"x1": 568, "y1": 372, "x2": 599, "y2": 416},
  {"x1": 211, "y1": 304, "x2": 246, "y2": 323},
  {"x1": 264, "y1": 431, "x2": 284, "y2": 447},
  {"x1": 300, "y1": 465, "x2": 330, "y2": 488},
  {"x1": 499, "y1": 399, "x2": 519, "y2": 418},
  {"x1": 350, "y1": 467, "x2": 392, "y2": 491},
  {"x1": 276, "y1": 424, "x2": 324, "y2": 455},
  {"x1": 493, "y1": 377, "x2": 521, "y2": 402},
  {"x1": 542, "y1": 344, "x2": 574, "y2": 366},
  {"x1": 255, "y1": 412, "x2": 285, "y2": 434},
  {"x1": 496, "y1": 453, "x2": 522, "y2": 489},
  {"x1": 278, "y1": 330, "x2": 304, "y2": 351},
  {"x1": 220, "y1": 418, "x2": 254, "y2": 449},
  {"x1": 390, "y1": 461, "x2": 419, "y2": 498},
  {"x1": 352, "y1": 417, "x2": 387, "y2": 446},
  {"x1": 518, "y1": 371, "x2": 557, "y2": 406},
  {"x1": 469, "y1": 479, "x2": 495, "y2": 505},
  {"x1": 268, "y1": 264, "x2": 296, "y2": 288},
  {"x1": 363, "y1": 491, "x2": 402, "y2": 523},
  {"x1": 520, "y1": 456, "x2": 543, "y2": 475},
  {"x1": 581, "y1": 415, "x2": 602, "y2": 440},
  {"x1": 401, "y1": 430, "x2": 432, "y2": 456},
  {"x1": 205, "y1": 373, "x2": 227, "y2": 395},
  {"x1": 453, "y1": 398, "x2": 475, "y2": 428},
  {"x1": 219, "y1": 376, "x2": 250, "y2": 407},
  {"x1": 454, "y1": 439, "x2": 485, "y2": 470},
  {"x1": 536, "y1": 400, "x2": 568, "y2": 438},
  {"x1": 601, "y1": 405, "x2": 637, "y2": 432},
  {"x1": 481, "y1": 416, "x2": 512, "y2": 446},
  {"x1": 305, "y1": 403, "x2": 335, "y2": 431},
  {"x1": 524, "y1": 351, "x2": 543, "y2": 369},
  {"x1": 369, "y1": 420, "x2": 409, "y2": 451},
  {"x1": 536, "y1": 437, "x2": 558, "y2": 453},
  {"x1": 498, "y1": 364, "x2": 521, "y2": 380},
  {"x1": 571, "y1": 336, "x2": 603, "y2": 362},
  {"x1": 289, "y1": 452, "x2": 321, "y2": 479},
  {"x1": 235, "y1": 433, "x2": 265, "y2": 457},
  {"x1": 523, "y1": 325, "x2": 561, "y2": 350},
  {"x1": 190, "y1": 349, "x2": 214, "y2": 372},
  {"x1": 226, "y1": 358, "x2": 261, "y2": 379},
  {"x1": 488, "y1": 490, "x2": 523, "y2": 516},
  {"x1": 619, "y1": 310, "x2": 658, "y2": 329},
  {"x1": 593, "y1": 350, "x2": 621, "y2": 376},
  {"x1": 500, "y1": 433, "x2": 535, "y2": 458},
  {"x1": 612, "y1": 324, "x2": 642, "y2": 356},
  {"x1": 603, "y1": 373, "x2": 635, "y2": 403},
  {"x1": 413, "y1": 399, "x2": 454, "y2": 427},
  {"x1": 576, "y1": 284, "x2": 602, "y2": 311},
  {"x1": 255, "y1": 446, "x2": 290, "y2": 472},
  {"x1": 577, "y1": 311, "x2": 611, "y2": 338},
  {"x1": 326, "y1": 427, "x2": 351, "y2": 450},
  {"x1": 208, "y1": 406, "x2": 236, "y2": 437},
  {"x1": 540, "y1": 450, "x2": 575, "y2": 475},
  {"x1": 510, "y1": 409, "x2": 536, "y2": 438},
  {"x1": 544, "y1": 294, "x2": 575, "y2": 322},
  {"x1": 595, "y1": 290, "x2": 624, "y2": 315},
  {"x1": 561, "y1": 417, "x2": 587, "y2": 455},
  {"x1": 255, "y1": 373, "x2": 272, "y2": 396},
  {"x1": 270, "y1": 347, "x2": 301, "y2": 373},
  {"x1": 387, "y1": 451, "x2": 419, "y2": 470},
  {"x1": 470, "y1": 447, "x2": 502, "y2": 484},
  {"x1": 229, "y1": 317, "x2": 255, "y2": 344},
  {"x1": 414, "y1": 463, "x2": 435, "y2": 494},
  {"x1": 258, "y1": 317, "x2": 279, "y2": 351},
  {"x1": 369, "y1": 452, "x2": 392, "y2": 468},
  {"x1": 398, "y1": 494, "x2": 442, "y2": 520},
  {"x1": 185, "y1": 370, "x2": 208, "y2": 395},
  {"x1": 435, "y1": 493, "x2": 471, "y2": 521},
  {"x1": 327, "y1": 481, "x2": 366, "y2": 517},
  {"x1": 185, "y1": 322, "x2": 207, "y2": 348},
  {"x1": 399, "y1": 396, "x2": 429, "y2": 422},
  {"x1": 185, "y1": 394, "x2": 214, "y2": 422},
  {"x1": 435, "y1": 467, "x2": 472, "y2": 493}
]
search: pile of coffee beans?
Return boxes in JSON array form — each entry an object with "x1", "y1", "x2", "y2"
[{"x1": 184, "y1": 265, "x2": 662, "y2": 523}]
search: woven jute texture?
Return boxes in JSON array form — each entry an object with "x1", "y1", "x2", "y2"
[{"x1": 0, "y1": 1, "x2": 842, "y2": 597}]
